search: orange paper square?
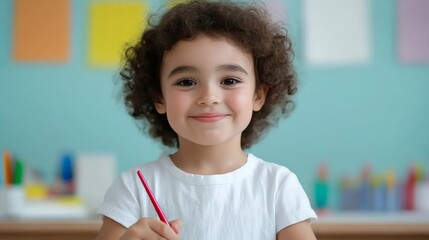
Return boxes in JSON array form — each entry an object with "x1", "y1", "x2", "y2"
[{"x1": 13, "y1": 0, "x2": 70, "y2": 62}]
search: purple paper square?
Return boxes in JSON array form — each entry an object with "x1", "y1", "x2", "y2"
[{"x1": 398, "y1": 0, "x2": 429, "y2": 63}]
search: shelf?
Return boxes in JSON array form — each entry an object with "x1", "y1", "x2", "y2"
[
  {"x1": 316, "y1": 211, "x2": 429, "y2": 224},
  {"x1": 0, "y1": 212, "x2": 428, "y2": 240}
]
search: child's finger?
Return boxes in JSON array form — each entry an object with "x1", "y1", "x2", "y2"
[
  {"x1": 146, "y1": 219, "x2": 179, "y2": 239},
  {"x1": 169, "y1": 219, "x2": 183, "y2": 234},
  {"x1": 122, "y1": 218, "x2": 179, "y2": 240}
]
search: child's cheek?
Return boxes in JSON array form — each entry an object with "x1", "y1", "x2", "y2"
[
  {"x1": 165, "y1": 92, "x2": 191, "y2": 115},
  {"x1": 228, "y1": 89, "x2": 254, "y2": 110}
]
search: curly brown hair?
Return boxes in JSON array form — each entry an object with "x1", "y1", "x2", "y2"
[{"x1": 120, "y1": 0, "x2": 297, "y2": 149}]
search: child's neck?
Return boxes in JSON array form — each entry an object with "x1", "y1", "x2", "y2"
[{"x1": 171, "y1": 141, "x2": 247, "y2": 175}]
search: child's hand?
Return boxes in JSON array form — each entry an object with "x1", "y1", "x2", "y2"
[{"x1": 119, "y1": 218, "x2": 183, "y2": 240}]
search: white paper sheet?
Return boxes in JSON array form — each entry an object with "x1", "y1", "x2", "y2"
[{"x1": 304, "y1": 0, "x2": 371, "y2": 66}]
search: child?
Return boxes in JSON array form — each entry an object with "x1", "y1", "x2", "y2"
[{"x1": 96, "y1": 0, "x2": 317, "y2": 239}]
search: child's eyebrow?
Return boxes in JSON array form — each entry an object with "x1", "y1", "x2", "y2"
[
  {"x1": 168, "y1": 65, "x2": 196, "y2": 78},
  {"x1": 217, "y1": 64, "x2": 248, "y2": 75},
  {"x1": 168, "y1": 64, "x2": 248, "y2": 78}
]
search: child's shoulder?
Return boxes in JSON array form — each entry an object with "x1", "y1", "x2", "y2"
[
  {"x1": 121, "y1": 154, "x2": 169, "y2": 178},
  {"x1": 247, "y1": 154, "x2": 305, "y2": 194},
  {"x1": 249, "y1": 153, "x2": 293, "y2": 172},
  {"x1": 248, "y1": 153, "x2": 297, "y2": 179}
]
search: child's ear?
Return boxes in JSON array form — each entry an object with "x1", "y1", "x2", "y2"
[
  {"x1": 253, "y1": 85, "x2": 268, "y2": 111},
  {"x1": 154, "y1": 100, "x2": 166, "y2": 114}
]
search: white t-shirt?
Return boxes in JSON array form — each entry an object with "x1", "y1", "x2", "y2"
[{"x1": 98, "y1": 153, "x2": 317, "y2": 240}]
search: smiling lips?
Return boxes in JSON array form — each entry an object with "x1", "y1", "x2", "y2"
[{"x1": 190, "y1": 113, "x2": 228, "y2": 123}]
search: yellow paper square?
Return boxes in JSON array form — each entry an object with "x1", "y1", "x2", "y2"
[{"x1": 89, "y1": 2, "x2": 148, "y2": 66}]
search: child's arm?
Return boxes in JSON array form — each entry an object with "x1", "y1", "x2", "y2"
[
  {"x1": 95, "y1": 216, "x2": 182, "y2": 240},
  {"x1": 276, "y1": 219, "x2": 316, "y2": 240}
]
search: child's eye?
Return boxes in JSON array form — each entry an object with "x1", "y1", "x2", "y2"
[
  {"x1": 175, "y1": 79, "x2": 196, "y2": 86},
  {"x1": 221, "y1": 78, "x2": 240, "y2": 86}
]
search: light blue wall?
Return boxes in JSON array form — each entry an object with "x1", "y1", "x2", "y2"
[{"x1": 1, "y1": 0, "x2": 428, "y2": 207}]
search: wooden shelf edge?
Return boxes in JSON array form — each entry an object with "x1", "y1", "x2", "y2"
[{"x1": 312, "y1": 223, "x2": 429, "y2": 235}]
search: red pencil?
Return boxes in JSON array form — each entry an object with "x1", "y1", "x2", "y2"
[{"x1": 137, "y1": 170, "x2": 170, "y2": 226}]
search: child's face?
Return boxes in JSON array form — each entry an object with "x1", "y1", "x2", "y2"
[{"x1": 156, "y1": 34, "x2": 266, "y2": 147}]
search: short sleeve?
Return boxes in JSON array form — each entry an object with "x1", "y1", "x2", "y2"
[
  {"x1": 97, "y1": 171, "x2": 140, "y2": 228},
  {"x1": 275, "y1": 172, "x2": 317, "y2": 232}
]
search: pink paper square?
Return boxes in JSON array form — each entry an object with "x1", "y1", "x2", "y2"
[{"x1": 398, "y1": 0, "x2": 429, "y2": 63}]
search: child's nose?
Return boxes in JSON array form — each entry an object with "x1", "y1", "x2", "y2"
[{"x1": 196, "y1": 84, "x2": 221, "y2": 105}]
